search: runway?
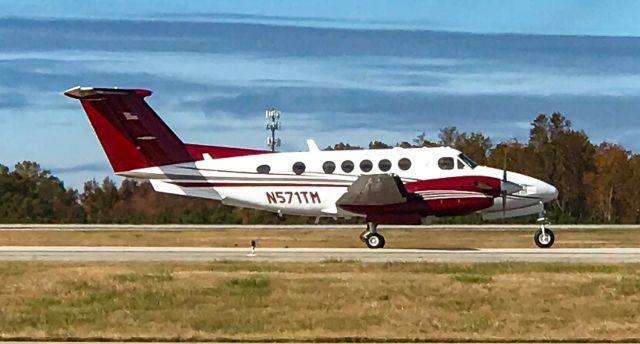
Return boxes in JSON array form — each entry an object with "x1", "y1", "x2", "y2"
[
  {"x1": 3, "y1": 223, "x2": 640, "y2": 230},
  {"x1": 1, "y1": 246, "x2": 640, "y2": 263}
]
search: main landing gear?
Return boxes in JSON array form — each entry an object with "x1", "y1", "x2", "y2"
[
  {"x1": 360, "y1": 222, "x2": 385, "y2": 249},
  {"x1": 534, "y1": 203, "x2": 555, "y2": 248}
]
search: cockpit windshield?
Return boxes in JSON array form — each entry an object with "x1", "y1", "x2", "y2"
[{"x1": 458, "y1": 153, "x2": 478, "y2": 169}]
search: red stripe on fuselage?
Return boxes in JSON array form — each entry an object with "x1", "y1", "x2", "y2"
[{"x1": 170, "y1": 182, "x2": 350, "y2": 188}]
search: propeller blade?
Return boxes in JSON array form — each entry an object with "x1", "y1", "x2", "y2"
[
  {"x1": 503, "y1": 150, "x2": 508, "y2": 182},
  {"x1": 501, "y1": 150, "x2": 509, "y2": 219}
]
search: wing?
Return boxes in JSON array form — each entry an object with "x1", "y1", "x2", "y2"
[
  {"x1": 336, "y1": 174, "x2": 427, "y2": 224},
  {"x1": 337, "y1": 174, "x2": 502, "y2": 224}
]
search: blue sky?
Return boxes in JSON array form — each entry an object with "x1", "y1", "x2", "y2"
[{"x1": 1, "y1": 0, "x2": 640, "y2": 188}]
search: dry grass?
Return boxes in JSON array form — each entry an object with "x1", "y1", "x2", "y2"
[
  {"x1": 0, "y1": 261, "x2": 640, "y2": 341},
  {"x1": 1, "y1": 228, "x2": 640, "y2": 248}
]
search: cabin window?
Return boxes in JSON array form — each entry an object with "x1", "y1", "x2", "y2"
[
  {"x1": 458, "y1": 153, "x2": 478, "y2": 169},
  {"x1": 378, "y1": 159, "x2": 392, "y2": 172},
  {"x1": 360, "y1": 159, "x2": 373, "y2": 172},
  {"x1": 256, "y1": 164, "x2": 271, "y2": 174},
  {"x1": 438, "y1": 157, "x2": 454, "y2": 170},
  {"x1": 292, "y1": 161, "x2": 306, "y2": 175},
  {"x1": 398, "y1": 158, "x2": 411, "y2": 170},
  {"x1": 323, "y1": 161, "x2": 336, "y2": 174},
  {"x1": 341, "y1": 160, "x2": 354, "y2": 173},
  {"x1": 457, "y1": 160, "x2": 465, "y2": 169}
]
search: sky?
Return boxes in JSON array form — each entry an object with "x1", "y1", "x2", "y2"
[{"x1": 1, "y1": 0, "x2": 640, "y2": 189}]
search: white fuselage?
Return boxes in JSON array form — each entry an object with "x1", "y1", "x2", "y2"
[{"x1": 124, "y1": 146, "x2": 558, "y2": 219}]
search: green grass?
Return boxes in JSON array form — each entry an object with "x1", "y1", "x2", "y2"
[
  {"x1": 0, "y1": 262, "x2": 28, "y2": 277},
  {"x1": 112, "y1": 271, "x2": 175, "y2": 283},
  {"x1": 3, "y1": 227, "x2": 640, "y2": 249},
  {"x1": 451, "y1": 273, "x2": 493, "y2": 284},
  {"x1": 1, "y1": 261, "x2": 640, "y2": 341},
  {"x1": 224, "y1": 276, "x2": 272, "y2": 299}
]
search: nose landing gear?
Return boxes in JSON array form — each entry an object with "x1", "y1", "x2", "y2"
[
  {"x1": 534, "y1": 226, "x2": 554, "y2": 248},
  {"x1": 534, "y1": 202, "x2": 554, "y2": 248},
  {"x1": 360, "y1": 222, "x2": 385, "y2": 249}
]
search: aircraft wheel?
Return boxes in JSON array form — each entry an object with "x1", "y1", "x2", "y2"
[
  {"x1": 534, "y1": 227, "x2": 555, "y2": 248},
  {"x1": 366, "y1": 233, "x2": 385, "y2": 249},
  {"x1": 359, "y1": 230, "x2": 371, "y2": 243}
]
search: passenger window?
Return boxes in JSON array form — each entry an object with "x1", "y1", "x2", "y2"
[
  {"x1": 378, "y1": 159, "x2": 392, "y2": 172},
  {"x1": 341, "y1": 160, "x2": 354, "y2": 173},
  {"x1": 360, "y1": 159, "x2": 373, "y2": 172},
  {"x1": 256, "y1": 164, "x2": 270, "y2": 174},
  {"x1": 398, "y1": 158, "x2": 411, "y2": 170},
  {"x1": 323, "y1": 161, "x2": 336, "y2": 174},
  {"x1": 292, "y1": 161, "x2": 306, "y2": 175},
  {"x1": 457, "y1": 160, "x2": 464, "y2": 169},
  {"x1": 438, "y1": 157, "x2": 454, "y2": 170}
]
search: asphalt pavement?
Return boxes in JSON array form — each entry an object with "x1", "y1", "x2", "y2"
[{"x1": 1, "y1": 246, "x2": 640, "y2": 263}]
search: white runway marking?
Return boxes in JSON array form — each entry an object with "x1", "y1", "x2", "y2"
[{"x1": 1, "y1": 246, "x2": 640, "y2": 263}]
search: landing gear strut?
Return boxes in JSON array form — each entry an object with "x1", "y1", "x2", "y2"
[
  {"x1": 534, "y1": 202, "x2": 554, "y2": 248},
  {"x1": 360, "y1": 222, "x2": 385, "y2": 249}
]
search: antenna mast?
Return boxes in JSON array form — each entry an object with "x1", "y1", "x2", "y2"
[{"x1": 265, "y1": 109, "x2": 281, "y2": 152}]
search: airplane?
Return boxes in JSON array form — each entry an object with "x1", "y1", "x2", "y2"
[{"x1": 64, "y1": 86, "x2": 559, "y2": 249}]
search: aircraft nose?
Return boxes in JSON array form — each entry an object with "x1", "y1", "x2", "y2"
[{"x1": 535, "y1": 179, "x2": 558, "y2": 202}]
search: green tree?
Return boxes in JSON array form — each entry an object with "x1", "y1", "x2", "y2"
[
  {"x1": 438, "y1": 127, "x2": 459, "y2": 146},
  {"x1": 487, "y1": 140, "x2": 531, "y2": 175},
  {"x1": 81, "y1": 177, "x2": 119, "y2": 223},
  {"x1": 369, "y1": 141, "x2": 392, "y2": 149},
  {"x1": 0, "y1": 162, "x2": 83, "y2": 223},
  {"x1": 413, "y1": 132, "x2": 438, "y2": 147},
  {"x1": 326, "y1": 142, "x2": 363, "y2": 150},
  {"x1": 527, "y1": 113, "x2": 594, "y2": 221},
  {"x1": 455, "y1": 132, "x2": 492, "y2": 165},
  {"x1": 622, "y1": 155, "x2": 640, "y2": 223},
  {"x1": 584, "y1": 143, "x2": 631, "y2": 222}
]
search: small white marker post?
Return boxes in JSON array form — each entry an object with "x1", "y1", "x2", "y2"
[{"x1": 248, "y1": 240, "x2": 257, "y2": 257}]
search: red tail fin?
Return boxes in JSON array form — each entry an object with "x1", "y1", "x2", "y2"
[{"x1": 64, "y1": 86, "x2": 193, "y2": 172}]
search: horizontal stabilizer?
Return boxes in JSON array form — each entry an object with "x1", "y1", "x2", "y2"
[{"x1": 150, "y1": 180, "x2": 223, "y2": 201}]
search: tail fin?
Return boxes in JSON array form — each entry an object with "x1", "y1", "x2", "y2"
[{"x1": 64, "y1": 86, "x2": 193, "y2": 173}]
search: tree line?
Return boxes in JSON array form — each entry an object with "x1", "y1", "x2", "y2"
[{"x1": 1, "y1": 112, "x2": 638, "y2": 224}]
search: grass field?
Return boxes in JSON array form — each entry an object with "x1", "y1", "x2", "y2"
[
  {"x1": 1, "y1": 261, "x2": 640, "y2": 341},
  {"x1": 1, "y1": 227, "x2": 640, "y2": 248}
]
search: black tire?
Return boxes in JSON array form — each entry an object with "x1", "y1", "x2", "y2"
[
  {"x1": 366, "y1": 233, "x2": 386, "y2": 249},
  {"x1": 534, "y1": 227, "x2": 555, "y2": 248}
]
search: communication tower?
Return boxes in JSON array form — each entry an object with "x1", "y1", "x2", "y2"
[{"x1": 265, "y1": 109, "x2": 281, "y2": 152}]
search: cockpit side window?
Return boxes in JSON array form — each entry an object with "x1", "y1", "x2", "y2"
[
  {"x1": 458, "y1": 153, "x2": 478, "y2": 169},
  {"x1": 438, "y1": 157, "x2": 455, "y2": 170},
  {"x1": 457, "y1": 160, "x2": 464, "y2": 169}
]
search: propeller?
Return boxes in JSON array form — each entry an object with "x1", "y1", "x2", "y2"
[
  {"x1": 499, "y1": 151, "x2": 523, "y2": 218},
  {"x1": 501, "y1": 153, "x2": 507, "y2": 218}
]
